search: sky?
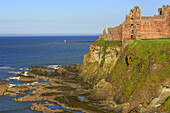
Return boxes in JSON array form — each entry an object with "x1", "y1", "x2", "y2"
[{"x1": 0, "y1": 0, "x2": 169, "y2": 36}]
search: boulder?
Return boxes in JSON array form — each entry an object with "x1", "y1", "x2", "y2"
[
  {"x1": 149, "y1": 86, "x2": 170, "y2": 108},
  {"x1": 92, "y1": 79, "x2": 113, "y2": 100}
]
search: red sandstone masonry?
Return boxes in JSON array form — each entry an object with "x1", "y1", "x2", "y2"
[
  {"x1": 99, "y1": 5, "x2": 170, "y2": 46},
  {"x1": 107, "y1": 25, "x2": 122, "y2": 41}
]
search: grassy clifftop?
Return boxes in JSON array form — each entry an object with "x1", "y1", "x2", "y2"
[
  {"x1": 93, "y1": 40, "x2": 122, "y2": 47},
  {"x1": 107, "y1": 38, "x2": 170, "y2": 111}
]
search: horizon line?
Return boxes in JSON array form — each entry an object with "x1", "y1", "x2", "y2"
[{"x1": 0, "y1": 34, "x2": 99, "y2": 37}]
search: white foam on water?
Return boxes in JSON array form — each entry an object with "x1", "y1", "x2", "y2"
[
  {"x1": 8, "y1": 71, "x2": 21, "y2": 74},
  {"x1": 0, "y1": 66, "x2": 15, "y2": 70},
  {"x1": 26, "y1": 81, "x2": 39, "y2": 85},
  {"x1": 8, "y1": 84, "x2": 16, "y2": 88},
  {"x1": 15, "y1": 91, "x2": 19, "y2": 93},
  {"x1": 31, "y1": 81, "x2": 39, "y2": 85},
  {"x1": 6, "y1": 77, "x2": 20, "y2": 81},
  {"x1": 23, "y1": 71, "x2": 28, "y2": 76},
  {"x1": 47, "y1": 65, "x2": 59, "y2": 69},
  {"x1": 19, "y1": 68, "x2": 29, "y2": 71},
  {"x1": 19, "y1": 68, "x2": 24, "y2": 70},
  {"x1": 26, "y1": 82, "x2": 32, "y2": 85},
  {"x1": 25, "y1": 68, "x2": 29, "y2": 70}
]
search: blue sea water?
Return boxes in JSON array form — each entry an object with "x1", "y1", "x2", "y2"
[{"x1": 0, "y1": 36, "x2": 98, "y2": 113}]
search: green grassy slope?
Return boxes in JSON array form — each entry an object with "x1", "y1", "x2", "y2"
[{"x1": 107, "y1": 38, "x2": 170, "y2": 111}]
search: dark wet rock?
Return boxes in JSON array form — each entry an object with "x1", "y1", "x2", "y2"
[
  {"x1": 62, "y1": 64, "x2": 83, "y2": 74},
  {"x1": 14, "y1": 74, "x2": 39, "y2": 82},
  {"x1": 29, "y1": 69, "x2": 47, "y2": 77},
  {"x1": 29, "y1": 67, "x2": 55, "y2": 72}
]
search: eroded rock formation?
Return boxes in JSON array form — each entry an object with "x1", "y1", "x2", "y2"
[{"x1": 80, "y1": 40, "x2": 121, "y2": 84}]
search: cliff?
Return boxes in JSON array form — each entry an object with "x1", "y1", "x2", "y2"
[
  {"x1": 80, "y1": 40, "x2": 122, "y2": 84},
  {"x1": 80, "y1": 38, "x2": 170, "y2": 112}
]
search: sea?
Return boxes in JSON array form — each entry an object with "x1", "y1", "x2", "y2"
[{"x1": 0, "y1": 36, "x2": 98, "y2": 113}]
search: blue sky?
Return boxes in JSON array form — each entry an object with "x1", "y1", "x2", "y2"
[{"x1": 0, "y1": 0, "x2": 169, "y2": 36}]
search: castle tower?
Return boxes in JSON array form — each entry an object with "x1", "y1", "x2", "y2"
[
  {"x1": 123, "y1": 6, "x2": 141, "y2": 41},
  {"x1": 158, "y1": 5, "x2": 170, "y2": 16},
  {"x1": 162, "y1": 5, "x2": 170, "y2": 38},
  {"x1": 129, "y1": 6, "x2": 141, "y2": 18}
]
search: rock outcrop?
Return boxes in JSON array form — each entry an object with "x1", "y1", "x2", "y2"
[
  {"x1": 80, "y1": 40, "x2": 121, "y2": 84},
  {"x1": 92, "y1": 79, "x2": 113, "y2": 100},
  {"x1": 0, "y1": 82, "x2": 9, "y2": 95},
  {"x1": 149, "y1": 86, "x2": 170, "y2": 108},
  {"x1": 31, "y1": 103, "x2": 63, "y2": 113}
]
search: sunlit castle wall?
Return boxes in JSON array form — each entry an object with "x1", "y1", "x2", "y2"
[{"x1": 99, "y1": 5, "x2": 170, "y2": 45}]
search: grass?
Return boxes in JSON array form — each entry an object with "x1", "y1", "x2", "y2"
[
  {"x1": 124, "y1": 80, "x2": 135, "y2": 97},
  {"x1": 109, "y1": 38, "x2": 170, "y2": 98},
  {"x1": 141, "y1": 38, "x2": 170, "y2": 41},
  {"x1": 93, "y1": 40, "x2": 122, "y2": 47}
]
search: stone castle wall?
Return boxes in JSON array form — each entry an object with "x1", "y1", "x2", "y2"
[
  {"x1": 107, "y1": 25, "x2": 122, "y2": 41},
  {"x1": 139, "y1": 18, "x2": 165, "y2": 39},
  {"x1": 99, "y1": 5, "x2": 170, "y2": 45}
]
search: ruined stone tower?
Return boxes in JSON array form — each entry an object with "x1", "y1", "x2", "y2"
[{"x1": 99, "y1": 5, "x2": 170, "y2": 46}]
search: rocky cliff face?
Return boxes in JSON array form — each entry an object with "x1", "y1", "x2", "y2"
[
  {"x1": 80, "y1": 38, "x2": 170, "y2": 112},
  {"x1": 80, "y1": 40, "x2": 121, "y2": 84}
]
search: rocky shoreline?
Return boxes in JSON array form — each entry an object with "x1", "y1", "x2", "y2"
[{"x1": 0, "y1": 64, "x2": 115, "y2": 113}]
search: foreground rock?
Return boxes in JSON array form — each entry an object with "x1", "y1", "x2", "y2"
[
  {"x1": 92, "y1": 79, "x2": 113, "y2": 100},
  {"x1": 149, "y1": 86, "x2": 170, "y2": 108},
  {"x1": 31, "y1": 103, "x2": 63, "y2": 113},
  {"x1": 0, "y1": 82, "x2": 9, "y2": 95}
]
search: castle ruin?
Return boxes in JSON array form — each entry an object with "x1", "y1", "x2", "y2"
[{"x1": 99, "y1": 5, "x2": 170, "y2": 46}]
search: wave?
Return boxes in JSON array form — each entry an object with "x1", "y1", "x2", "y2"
[
  {"x1": 19, "y1": 68, "x2": 29, "y2": 71},
  {"x1": 31, "y1": 81, "x2": 39, "y2": 85},
  {"x1": 8, "y1": 71, "x2": 21, "y2": 74},
  {"x1": 7, "y1": 81, "x2": 39, "y2": 87},
  {"x1": 46, "y1": 65, "x2": 59, "y2": 69},
  {"x1": 23, "y1": 71, "x2": 28, "y2": 76},
  {"x1": 8, "y1": 84, "x2": 16, "y2": 88},
  {"x1": 26, "y1": 81, "x2": 39, "y2": 85},
  {"x1": 0, "y1": 66, "x2": 15, "y2": 70},
  {"x1": 6, "y1": 77, "x2": 20, "y2": 81}
]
